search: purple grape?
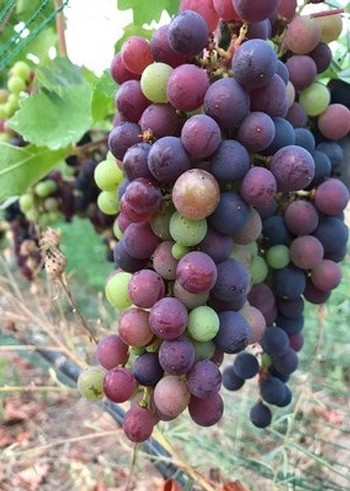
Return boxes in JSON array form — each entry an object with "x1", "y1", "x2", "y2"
[
  {"x1": 222, "y1": 365, "x2": 245, "y2": 391},
  {"x1": 103, "y1": 367, "x2": 137, "y2": 403},
  {"x1": 204, "y1": 78, "x2": 249, "y2": 132},
  {"x1": 240, "y1": 167, "x2": 277, "y2": 207},
  {"x1": 272, "y1": 266, "x2": 306, "y2": 300},
  {"x1": 260, "y1": 326, "x2": 290, "y2": 357},
  {"x1": 132, "y1": 352, "x2": 164, "y2": 386},
  {"x1": 168, "y1": 10, "x2": 209, "y2": 56},
  {"x1": 140, "y1": 104, "x2": 181, "y2": 138},
  {"x1": 210, "y1": 139, "x2": 250, "y2": 183},
  {"x1": 232, "y1": 39, "x2": 278, "y2": 89},
  {"x1": 96, "y1": 334, "x2": 129, "y2": 370},
  {"x1": 250, "y1": 402, "x2": 272, "y2": 428},
  {"x1": 237, "y1": 111, "x2": 276, "y2": 153},
  {"x1": 260, "y1": 377, "x2": 287, "y2": 405},
  {"x1": 149, "y1": 297, "x2": 188, "y2": 339},
  {"x1": 158, "y1": 336, "x2": 195, "y2": 375},
  {"x1": 150, "y1": 25, "x2": 188, "y2": 68},
  {"x1": 189, "y1": 393, "x2": 224, "y2": 426},
  {"x1": 181, "y1": 114, "x2": 221, "y2": 158},
  {"x1": 269, "y1": 145, "x2": 315, "y2": 192},
  {"x1": 209, "y1": 191, "x2": 250, "y2": 235},
  {"x1": 286, "y1": 55, "x2": 317, "y2": 90},
  {"x1": 215, "y1": 311, "x2": 250, "y2": 354},
  {"x1": 167, "y1": 64, "x2": 209, "y2": 112},
  {"x1": 233, "y1": 352, "x2": 259, "y2": 379},
  {"x1": 108, "y1": 122, "x2": 142, "y2": 161},
  {"x1": 249, "y1": 74, "x2": 288, "y2": 117},
  {"x1": 123, "y1": 404, "x2": 154, "y2": 442},
  {"x1": 197, "y1": 227, "x2": 233, "y2": 263},
  {"x1": 128, "y1": 269, "x2": 165, "y2": 309},
  {"x1": 233, "y1": 0, "x2": 279, "y2": 22},
  {"x1": 123, "y1": 143, "x2": 153, "y2": 181},
  {"x1": 186, "y1": 360, "x2": 222, "y2": 399},
  {"x1": 147, "y1": 136, "x2": 191, "y2": 185},
  {"x1": 272, "y1": 348, "x2": 299, "y2": 375},
  {"x1": 115, "y1": 80, "x2": 150, "y2": 123},
  {"x1": 212, "y1": 258, "x2": 250, "y2": 304},
  {"x1": 176, "y1": 251, "x2": 217, "y2": 294}
]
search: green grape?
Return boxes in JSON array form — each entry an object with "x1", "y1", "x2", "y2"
[
  {"x1": 261, "y1": 353, "x2": 272, "y2": 368},
  {"x1": 169, "y1": 211, "x2": 207, "y2": 247},
  {"x1": 97, "y1": 190, "x2": 119, "y2": 215},
  {"x1": 230, "y1": 244, "x2": 252, "y2": 267},
  {"x1": 266, "y1": 244, "x2": 290, "y2": 269},
  {"x1": 105, "y1": 271, "x2": 132, "y2": 309},
  {"x1": 47, "y1": 210, "x2": 63, "y2": 223},
  {"x1": 0, "y1": 89, "x2": 8, "y2": 104},
  {"x1": 34, "y1": 179, "x2": 57, "y2": 198},
  {"x1": 77, "y1": 366, "x2": 106, "y2": 401},
  {"x1": 19, "y1": 193, "x2": 34, "y2": 213},
  {"x1": 0, "y1": 133, "x2": 11, "y2": 143},
  {"x1": 113, "y1": 218, "x2": 123, "y2": 240},
  {"x1": 150, "y1": 202, "x2": 175, "y2": 240},
  {"x1": 0, "y1": 103, "x2": 11, "y2": 119},
  {"x1": 190, "y1": 338, "x2": 216, "y2": 360},
  {"x1": 250, "y1": 255, "x2": 268, "y2": 284},
  {"x1": 299, "y1": 83, "x2": 330, "y2": 117},
  {"x1": 171, "y1": 242, "x2": 189, "y2": 260},
  {"x1": 94, "y1": 159, "x2": 124, "y2": 191},
  {"x1": 248, "y1": 241, "x2": 259, "y2": 257},
  {"x1": 7, "y1": 93, "x2": 19, "y2": 113},
  {"x1": 106, "y1": 151, "x2": 116, "y2": 161},
  {"x1": 44, "y1": 197, "x2": 60, "y2": 212},
  {"x1": 38, "y1": 213, "x2": 51, "y2": 227},
  {"x1": 140, "y1": 62, "x2": 173, "y2": 103},
  {"x1": 7, "y1": 76, "x2": 26, "y2": 95},
  {"x1": 187, "y1": 305, "x2": 220, "y2": 342},
  {"x1": 12, "y1": 61, "x2": 31, "y2": 81}
]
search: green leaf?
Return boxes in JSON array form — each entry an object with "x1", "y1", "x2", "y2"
[
  {"x1": 91, "y1": 70, "x2": 117, "y2": 122},
  {"x1": 117, "y1": 0, "x2": 178, "y2": 25},
  {"x1": 36, "y1": 58, "x2": 85, "y2": 95},
  {"x1": 337, "y1": 66, "x2": 350, "y2": 84},
  {"x1": 25, "y1": 27, "x2": 57, "y2": 63},
  {"x1": 7, "y1": 83, "x2": 93, "y2": 150},
  {"x1": 0, "y1": 143, "x2": 67, "y2": 203}
]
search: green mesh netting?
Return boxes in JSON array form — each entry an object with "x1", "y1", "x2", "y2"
[{"x1": 0, "y1": 0, "x2": 69, "y2": 70}]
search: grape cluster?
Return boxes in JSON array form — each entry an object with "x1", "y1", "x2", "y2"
[
  {"x1": 78, "y1": 0, "x2": 350, "y2": 439},
  {"x1": 0, "y1": 61, "x2": 33, "y2": 129}
]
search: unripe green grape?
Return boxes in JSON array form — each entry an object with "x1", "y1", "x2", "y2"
[
  {"x1": 77, "y1": 366, "x2": 106, "y2": 401},
  {"x1": 261, "y1": 353, "x2": 272, "y2": 368},
  {"x1": 250, "y1": 255, "x2": 268, "y2": 284},
  {"x1": 7, "y1": 76, "x2": 26, "y2": 95},
  {"x1": 0, "y1": 89, "x2": 8, "y2": 104},
  {"x1": 299, "y1": 83, "x2": 330, "y2": 117},
  {"x1": 140, "y1": 62, "x2": 173, "y2": 103},
  {"x1": 19, "y1": 193, "x2": 34, "y2": 213},
  {"x1": 266, "y1": 245, "x2": 290, "y2": 269},
  {"x1": 187, "y1": 305, "x2": 220, "y2": 342},
  {"x1": 113, "y1": 218, "x2": 123, "y2": 240},
  {"x1": 171, "y1": 242, "x2": 189, "y2": 260},
  {"x1": 34, "y1": 179, "x2": 57, "y2": 198},
  {"x1": 97, "y1": 190, "x2": 119, "y2": 215},
  {"x1": 47, "y1": 210, "x2": 63, "y2": 223},
  {"x1": 94, "y1": 159, "x2": 124, "y2": 191},
  {"x1": 12, "y1": 61, "x2": 31, "y2": 82},
  {"x1": 38, "y1": 213, "x2": 51, "y2": 227},
  {"x1": 105, "y1": 271, "x2": 132, "y2": 309},
  {"x1": 190, "y1": 338, "x2": 216, "y2": 360},
  {"x1": 7, "y1": 93, "x2": 20, "y2": 113},
  {"x1": 0, "y1": 103, "x2": 11, "y2": 119},
  {"x1": 169, "y1": 211, "x2": 207, "y2": 246}
]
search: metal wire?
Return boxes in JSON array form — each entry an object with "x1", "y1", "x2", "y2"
[{"x1": 0, "y1": 0, "x2": 70, "y2": 70}]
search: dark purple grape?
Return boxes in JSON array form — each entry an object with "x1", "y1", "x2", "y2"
[
  {"x1": 212, "y1": 258, "x2": 250, "y2": 304},
  {"x1": 294, "y1": 128, "x2": 316, "y2": 154},
  {"x1": 263, "y1": 117, "x2": 295, "y2": 155},
  {"x1": 186, "y1": 359, "x2": 222, "y2": 399},
  {"x1": 116, "y1": 80, "x2": 150, "y2": 123},
  {"x1": 272, "y1": 266, "x2": 306, "y2": 300},
  {"x1": 285, "y1": 200, "x2": 319, "y2": 235},
  {"x1": 128, "y1": 269, "x2": 165, "y2": 309},
  {"x1": 250, "y1": 402, "x2": 272, "y2": 428},
  {"x1": 209, "y1": 191, "x2": 250, "y2": 235},
  {"x1": 286, "y1": 55, "x2": 317, "y2": 90},
  {"x1": 123, "y1": 222, "x2": 159, "y2": 259},
  {"x1": 140, "y1": 104, "x2": 181, "y2": 139},
  {"x1": 197, "y1": 227, "x2": 233, "y2": 263},
  {"x1": 132, "y1": 352, "x2": 164, "y2": 386},
  {"x1": 277, "y1": 297, "x2": 304, "y2": 319},
  {"x1": 233, "y1": 0, "x2": 279, "y2": 22},
  {"x1": 215, "y1": 311, "x2": 250, "y2": 354},
  {"x1": 188, "y1": 393, "x2": 224, "y2": 426},
  {"x1": 237, "y1": 111, "x2": 275, "y2": 153},
  {"x1": 233, "y1": 352, "x2": 259, "y2": 379},
  {"x1": 262, "y1": 216, "x2": 291, "y2": 245},
  {"x1": 269, "y1": 145, "x2": 315, "y2": 192},
  {"x1": 249, "y1": 74, "x2": 288, "y2": 117},
  {"x1": 286, "y1": 102, "x2": 308, "y2": 128},
  {"x1": 168, "y1": 10, "x2": 209, "y2": 56},
  {"x1": 260, "y1": 326, "x2": 289, "y2": 357},
  {"x1": 108, "y1": 122, "x2": 142, "y2": 160},
  {"x1": 158, "y1": 336, "x2": 195, "y2": 375},
  {"x1": 240, "y1": 167, "x2": 277, "y2": 207},
  {"x1": 272, "y1": 347, "x2": 299, "y2": 375},
  {"x1": 210, "y1": 139, "x2": 250, "y2": 183},
  {"x1": 232, "y1": 39, "x2": 278, "y2": 89},
  {"x1": 260, "y1": 377, "x2": 287, "y2": 405},
  {"x1": 123, "y1": 143, "x2": 153, "y2": 181},
  {"x1": 147, "y1": 136, "x2": 191, "y2": 185},
  {"x1": 176, "y1": 251, "x2": 217, "y2": 294},
  {"x1": 204, "y1": 78, "x2": 249, "y2": 132},
  {"x1": 276, "y1": 314, "x2": 304, "y2": 335},
  {"x1": 113, "y1": 241, "x2": 149, "y2": 273},
  {"x1": 150, "y1": 25, "x2": 188, "y2": 68},
  {"x1": 309, "y1": 42, "x2": 332, "y2": 74},
  {"x1": 222, "y1": 365, "x2": 245, "y2": 391}
]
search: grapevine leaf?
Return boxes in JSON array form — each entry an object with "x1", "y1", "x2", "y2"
[
  {"x1": 36, "y1": 58, "x2": 84, "y2": 95},
  {"x1": 91, "y1": 70, "x2": 117, "y2": 122},
  {"x1": 337, "y1": 66, "x2": 350, "y2": 84},
  {"x1": 0, "y1": 143, "x2": 67, "y2": 202},
  {"x1": 24, "y1": 27, "x2": 57, "y2": 63},
  {"x1": 117, "y1": 0, "x2": 178, "y2": 25},
  {"x1": 7, "y1": 83, "x2": 93, "y2": 150}
]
